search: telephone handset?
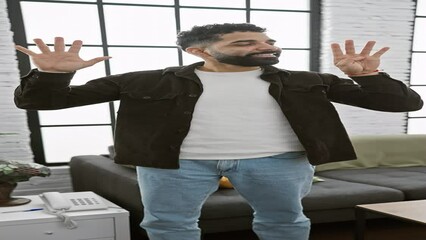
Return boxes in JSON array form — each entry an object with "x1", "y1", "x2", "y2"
[
  {"x1": 39, "y1": 191, "x2": 109, "y2": 229},
  {"x1": 40, "y1": 191, "x2": 108, "y2": 212}
]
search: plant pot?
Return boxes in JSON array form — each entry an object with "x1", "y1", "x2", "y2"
[{"x1": 0, "y1": 182, "x2": 31, "y2": 207}]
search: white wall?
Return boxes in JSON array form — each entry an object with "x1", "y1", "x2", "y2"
[{"x1": 321, "y1": 0, "x2": 416, "y2": 135}]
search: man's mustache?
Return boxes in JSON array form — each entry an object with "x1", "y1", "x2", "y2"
[{"x1": 247, "y1": 50, "x2": 281, "y2": 57}]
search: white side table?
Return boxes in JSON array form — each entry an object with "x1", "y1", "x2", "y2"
[{"x1": 0, "y1": 193, "x2": 130, "y2": 240}]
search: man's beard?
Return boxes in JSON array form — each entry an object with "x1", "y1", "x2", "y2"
[{"x1": 209, "y1": 49, "x2": 281, "y2": 66}]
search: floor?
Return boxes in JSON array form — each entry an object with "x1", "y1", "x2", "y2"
[{"x1": 203, "y1": 218, "x2": 426, "y2": 240}]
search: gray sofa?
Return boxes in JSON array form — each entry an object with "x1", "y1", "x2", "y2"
[{"x1": 69, "y1": 134, "x2": 426, "y2": 239}]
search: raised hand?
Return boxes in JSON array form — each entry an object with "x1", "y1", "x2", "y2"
[
  {"x1": 331, "y1": 40, "x2": 389, "y2": 76},
  {"x1": 15, "y1": 37, "x2": 111, "y2": 73}
]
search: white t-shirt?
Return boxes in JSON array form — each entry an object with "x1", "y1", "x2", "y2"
[{"x1": 179, "y1": 68, "x2": 304, "y2": 160}]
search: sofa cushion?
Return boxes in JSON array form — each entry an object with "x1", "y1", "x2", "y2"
[
  {"x1": 302, "y1": 177, "x2": 404, "y2": 211},
  {"x1": 398, "y1": 166, "x2": 426, "y2": 173},
  {"x1": 316, "y1": 167, "x2": 426, "y2": 200},
  {"x1": 201, "y1": 176, "x2": 405, "y2": 220},
  {"x1": 315, "y1": 134, "x2": 426, "y2": 172},
  {"x1": 201, "y1": 189, "x2": 253, "y2": 220}
]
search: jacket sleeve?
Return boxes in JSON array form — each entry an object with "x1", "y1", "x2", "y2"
[
  {"x1": 14, "y1": 69, "x2": 121, "y2": 110},
  {"x1": 319, "y1": 72, "x2": 424, "y2": 112}
]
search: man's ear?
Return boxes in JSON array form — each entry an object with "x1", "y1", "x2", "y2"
[{"x1": 186, "y1": 47, "x2": 211, "y2": 59}]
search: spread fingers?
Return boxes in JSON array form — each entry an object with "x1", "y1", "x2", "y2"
[
  {"x1": 33, "y1": 38, "x2": 51, "y2": 53},
  {"x1": 372, "y1": 47, "x2": 390, "y2": 58},
  {"x1": 54, "y1": 37, "x2": 65, "y2": 52},
  {"x1": 331, "y1": 43, "x2": 344, "y2": 60},
  {"x1": 15, "y1": 45, "x2": 36, "y2": 56},
  {"x1": 68, "y1": 40, "x2": 83, "y2": 54}
]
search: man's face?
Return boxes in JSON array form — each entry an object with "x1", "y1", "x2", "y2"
[{"x1": 205, "y1": 31, "x2": 282, "y2": 66}]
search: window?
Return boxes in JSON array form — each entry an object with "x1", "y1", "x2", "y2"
[
  {"x1": 8, "y1": 0, "x2": 319, "y2": 165},
  {"x1": 408, "y1": 0, "x2": 426, "y2": 134}
]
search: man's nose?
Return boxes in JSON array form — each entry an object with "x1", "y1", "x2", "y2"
[{"x1": 257, "y1": 42, "x2": 279, "y2": 51}]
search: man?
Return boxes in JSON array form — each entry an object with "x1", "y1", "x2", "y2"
[{"x1": 14, "y1": 23, "x2": 423, "y2": 240}]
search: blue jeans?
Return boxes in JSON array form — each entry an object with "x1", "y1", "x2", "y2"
[{"x1": 136, "y1": 152, "x2": 314, "y2": 240}]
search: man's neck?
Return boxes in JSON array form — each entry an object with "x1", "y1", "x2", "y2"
[{"x1": 199, "y1": 62, "x2": 260, "y2": 72}]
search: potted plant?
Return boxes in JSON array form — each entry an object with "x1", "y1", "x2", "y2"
[{"x1": 0, "y1": 159, "x2": 51, "y2": 206}]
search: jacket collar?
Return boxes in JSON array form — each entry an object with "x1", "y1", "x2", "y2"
[{"x1": 163, "y1": 61, "x2": 290, "y2": 80}]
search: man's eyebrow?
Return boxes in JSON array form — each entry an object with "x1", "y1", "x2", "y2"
[{"x1": 230, "y1": 39, "x2": 277, "y2": 44}]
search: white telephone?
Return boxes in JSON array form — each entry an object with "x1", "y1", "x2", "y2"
[
  {"x1": 39, "y1": 191, "x2": 109, "y2": 229},
  {"x1": 40, "y1": 191, "x2": 108, "y2": 212}
]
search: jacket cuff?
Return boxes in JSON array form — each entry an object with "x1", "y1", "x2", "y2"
[
  {"x1": 22, "y1": 69, "x2": 75, "y2": 88},
  {"x1": 349, "y1": 72, "x2": 393, "y2": 85},
  {"x1": 349, "y1": 72, "x2": 409, "y2": 94}
]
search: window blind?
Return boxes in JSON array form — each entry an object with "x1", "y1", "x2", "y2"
[
  {"x1": 320, "y1": 0, "x2": 415, "y2": 135},
  {"x1": 0, "y1": 0, "x2": 33, "y2": 162}
]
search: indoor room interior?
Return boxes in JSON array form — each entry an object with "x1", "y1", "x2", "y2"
[{"x1": 1, "y1": 0, "x2": 425, "y2": 239}]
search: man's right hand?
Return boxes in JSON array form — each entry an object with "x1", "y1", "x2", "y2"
[{"x1": 15, "y1": 37, "x2": 111, "y2": 73}]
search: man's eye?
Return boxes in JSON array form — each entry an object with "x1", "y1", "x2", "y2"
[{"x1": 234, "y1": 43, "x2": 254, "y2": 46}]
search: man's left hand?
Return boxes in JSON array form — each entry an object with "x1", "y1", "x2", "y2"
[{"x1": 331, "y1": 40, "x2": 389, "y2": 76}]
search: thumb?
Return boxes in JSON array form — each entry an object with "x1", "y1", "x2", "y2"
[{"x1": 84, "y1": 56, "x2": 112, "y2": 67}]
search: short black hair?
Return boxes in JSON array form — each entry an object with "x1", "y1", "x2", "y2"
[{"x1": 176, "y1": 23, "x2": 266, "y2": 51}]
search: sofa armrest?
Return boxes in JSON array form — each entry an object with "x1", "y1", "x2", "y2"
[
  {"x1": 69, "y1": 155, "x2": 142, "y2": 210},
  {"x1": 69, "y1": 155, "x2": 147, "y2": 239}
]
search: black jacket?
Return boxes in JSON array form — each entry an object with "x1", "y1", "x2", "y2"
[{"x1": 14, "y1": 62, "x2": 423, "y2": 168}]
